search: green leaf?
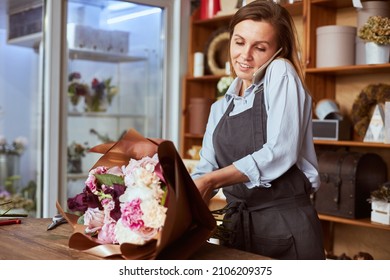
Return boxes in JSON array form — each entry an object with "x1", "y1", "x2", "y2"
[
  {"x1": 94, "y1": 173, "x2": 124, "y2": 186},
  {"x1": 77, "y1": 215, "x2": 84, "y2": 225},
  {"x1": 160, "y1": 184, "x2": 168, "y2": 206}
]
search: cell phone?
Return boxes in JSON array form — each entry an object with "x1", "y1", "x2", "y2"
[{"x1": 252, "y1": 48, "x2": 283, "y2": 84}]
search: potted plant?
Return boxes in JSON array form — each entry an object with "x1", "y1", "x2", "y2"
[
  {"x1": 358, "y1": 15, "x2": 390, "y2": 64},
  {"x1": 67, "y1": 141, "x2": 89, "y2": 173},
  {"x1": 67, "y1": 72, "x2": 89, "y2": 112},
  {"x1": 0, "y1": 136, "x2": 28, "y2": 194},
  {"x1": 85, "y1": 77, "x2": 118, "y2": 112},
  {"x1": 368, "y1": 183, "x2": 390, "y2": 225}
]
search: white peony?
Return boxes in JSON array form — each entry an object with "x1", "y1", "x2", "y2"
[
  {"x1": 140, "y1": 199, "x2": 167, "y2": 229},
  {"x1": 115, "y1": 218, "x2": 147, "y2": 245}
]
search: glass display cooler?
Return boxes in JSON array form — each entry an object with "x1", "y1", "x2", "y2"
[{"x1": 0, "y1": 0, "x2": 186, "y2": 217}]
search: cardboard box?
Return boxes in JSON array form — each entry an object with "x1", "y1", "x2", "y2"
[
  {"x1": 111, "y1": 30, "x2": 129, "y2": 54},
  {"x1": 67, "y1": 24, "x2": 94, "y2": 50}
]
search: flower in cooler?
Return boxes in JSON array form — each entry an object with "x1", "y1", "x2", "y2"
[
  {"x1": 0, "y1": 135, "x2": 28, "y2": 155},
  {"x1": 67, "y1": 72, "x2": 89, "y2": 107},
  {"x1": 67, "y1": 153, "x2": 167, "y2": 245},
  {"x1": 67, "y1": 141, "x2": 89, "y2": 160},
  {"x1": 85, "y1": 77, "x2": 118, "y2": 112}
]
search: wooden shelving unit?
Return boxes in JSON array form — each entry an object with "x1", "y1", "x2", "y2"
[
  {"x1": 314, "y1": 139, "x2": 390, "y2": 148},
  {"x1": 319, "y1": 214, "x2": 390, "y2": 231},
  {"x1": 306, "y1": 63, "x2": 390, "y2": 75}
]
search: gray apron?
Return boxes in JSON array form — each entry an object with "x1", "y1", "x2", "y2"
[{"x1": 213, "y1": 84, "x2": 325, "y2": 259}]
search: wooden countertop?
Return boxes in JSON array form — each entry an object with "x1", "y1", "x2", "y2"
[{"x1": 0, "y1": 218, "x2": 270, "y2": 260}]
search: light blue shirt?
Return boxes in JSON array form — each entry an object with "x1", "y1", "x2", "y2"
[{"x1": 191, "y1": 58, "x2": 320, "y2": 192}]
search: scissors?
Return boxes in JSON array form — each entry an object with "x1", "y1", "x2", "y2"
[{"x1": 47, "y1": 214, "x2": 67, "y2": 230}]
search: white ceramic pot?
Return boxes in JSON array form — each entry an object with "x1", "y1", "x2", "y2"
[
  {"x1": 371, "y1": 200, "x2": 390, "y2": 225},
  {"x1": 365, "y1": 42, "x2": 390, "y2": 64}
]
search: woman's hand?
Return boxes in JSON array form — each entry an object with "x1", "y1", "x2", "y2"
[
  {"x1": 193, "y1": 176, "x2": 215, "y2": 204},
  {"x1": 193, "y1": 165, "x2": 249, "y2": 204}
]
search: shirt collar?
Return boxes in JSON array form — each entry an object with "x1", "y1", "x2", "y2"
[{"x1": 224, "y1": 78, "x2": 262, "y2": 102}]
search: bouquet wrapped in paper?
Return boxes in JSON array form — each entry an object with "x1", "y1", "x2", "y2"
[{"x1": 57, "y1": 129, "x2": 216, "y2": 259}]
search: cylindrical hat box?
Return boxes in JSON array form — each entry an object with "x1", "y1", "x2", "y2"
[
  {"x1": 316, "y1": 25, "x2": 357, "y2": 68},
  {"x1": 188, "y1": 98, "x2": 213, "y2": 135},
  {"x1": 355, "y1": 36, "x2": 366, "y2": 65},
  {"x1": 357, "y1": 1, "x2": 390, "y2": 30}
]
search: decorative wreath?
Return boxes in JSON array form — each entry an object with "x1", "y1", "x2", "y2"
[
  {"x1": 205, "y1": 28, "x2": 230, "y2": 76},
  {"x1": 350, "y1": 83, "x2": 390, "y2": 137}
]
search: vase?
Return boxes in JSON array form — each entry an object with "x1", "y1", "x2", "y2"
[
  {"x1": 69, "y1": 95, "x2": 80, "y2": 112},
  {"x1": 0, "y1": 154, "x2": 7, "y2": 188},
  {"x1": 85, "y1": 96, "x2": 108, "y2": 112},
  {"x1": 6, "y1": 154, "x2": 21, "y2": 193},
  {"x1": 0, "y1": 154, "x2": 21, "y2": 193},
  {"x1": 365, "y1": 42, "x2": 390, "y2": 64},
  {"x1": 188, "y1": 97, "x2": 213, "y2": 135}
]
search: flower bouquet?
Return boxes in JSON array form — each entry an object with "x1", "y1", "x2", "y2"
[{"x1": 57, "y1": 129, "x2": 216, "y2": 259}]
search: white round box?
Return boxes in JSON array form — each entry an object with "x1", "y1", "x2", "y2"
[
  {"x1": 316, "y1": 25, "x2": 357, "y2": 68},
  {"x1": 357, "y1": 1, "x2": 390, "y2": 30}
]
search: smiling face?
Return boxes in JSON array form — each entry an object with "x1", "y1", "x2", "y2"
[{"x1": 230, "y1": 19, "x2": 278, "y2": 91}]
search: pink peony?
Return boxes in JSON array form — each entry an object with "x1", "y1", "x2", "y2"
[
  {"x1": 98, "y1": 222, "x2": 117, "y2": 244},
  {"x1": 107, "y1": 166, "x2": 123, "y2": 176},
  {"x1": 120, "y1": 198, "x2": 144, "y2": 230},
  {"x1": 85, "y1": 166, "x2": 107, "y2": 193},
  {"x1": 84, "y1": 207, "x2": 104, "y2": 233}
]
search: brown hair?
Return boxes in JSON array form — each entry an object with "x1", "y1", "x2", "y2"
[{"x1": 229, "y1": 0, "x2": 305, "y2": 82}]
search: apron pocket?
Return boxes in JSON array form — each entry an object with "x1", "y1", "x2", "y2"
[{"x1": 251, "y1": 234, "x2": 296, "y2": 259}]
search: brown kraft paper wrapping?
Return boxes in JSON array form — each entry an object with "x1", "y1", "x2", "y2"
[{"x1": 56, "y1": 128, "x2": 216, "y2": 259}]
